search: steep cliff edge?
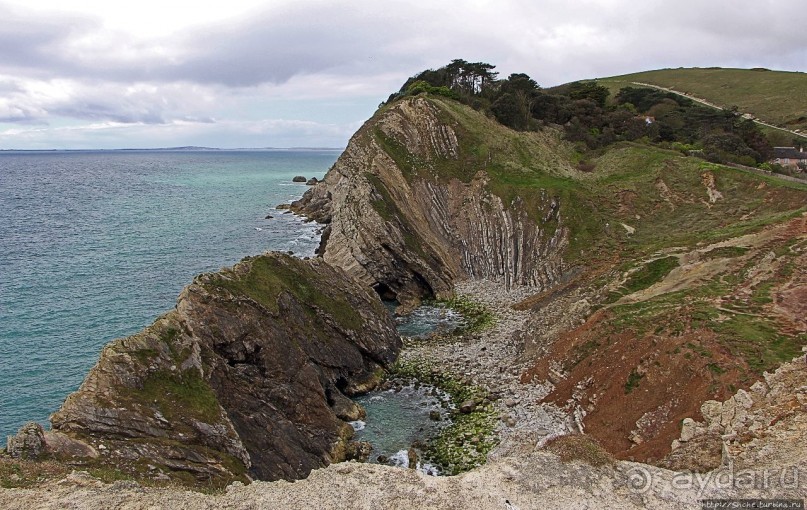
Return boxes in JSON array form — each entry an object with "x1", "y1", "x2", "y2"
[
  {"x1": 293, "y1": 96, "x2": 572, "y2": 306},
  {"x1": 43, "y1": 253, "x2": 399, "y2": 485}
]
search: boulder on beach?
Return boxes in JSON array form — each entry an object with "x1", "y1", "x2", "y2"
[{"x1": 292, "y1": 175, "x2": 307, "y2": 183}]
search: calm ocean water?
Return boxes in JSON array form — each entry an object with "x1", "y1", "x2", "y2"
[{"x1": 0, "y1": 149, "x2": 339, "y2": 436}]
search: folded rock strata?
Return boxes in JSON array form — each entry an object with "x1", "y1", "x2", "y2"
[{"x1": 293, "y1": 97, "x2": 569, "y2": 307}]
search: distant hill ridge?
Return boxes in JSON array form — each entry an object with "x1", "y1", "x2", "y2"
[{"x1": 597, "y1": 68, "x2": 807, "y2": 137}]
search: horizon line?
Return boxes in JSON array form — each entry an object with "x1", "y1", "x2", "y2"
[{"x1": 0, "y1": 146, "x2": 346, "y2": 152}]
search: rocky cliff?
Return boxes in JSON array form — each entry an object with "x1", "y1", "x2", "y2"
[
  {"x1": 4, "y1": 84, "x2": 807, "y2": 507},
  {"x1": 664, "y1": 349, "x2": 807, "y2": 473},
  {"x1": 40, "y1": 253, "x2": 400, "y2": 485},
  {"x1": 293, "y1": 93, "x2": 807, "y2": 467},
  {"x1": 293, "y1": 97, "x2": 572, "y2": 307}
]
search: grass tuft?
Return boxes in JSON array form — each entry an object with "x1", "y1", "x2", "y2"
[
  {"x1": 544, "y1": 434, "x2": 616, "y2": 467},
  {"x1": 204, "y1": 255, "x2": 363, "y2": 332}
]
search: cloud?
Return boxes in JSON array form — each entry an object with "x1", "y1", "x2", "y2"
[
  {"x1": 0, "y1": 0, "x2": 804, "y2": 148},
  {"x1": 0, "y1": 5, "x2": 98, "y2": 78},
  {"x1": 0, "y1": 116, "x2": 357, "y2": 149},
  {"x1": 3, "y1": 0, "x2": 805, "y2": 88},
  {"x1": 0, "y1": 77, "x2": 221, "y2": 125},
  {"x1": 126, "y1": 2, "x2": 447, "y2": 87},
  {"x1": 46, "y1": 82, "x2": 219, "y2": 124}
]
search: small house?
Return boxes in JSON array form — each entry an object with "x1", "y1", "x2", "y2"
[{"x1": 772, "y1": 147, "x2": 807, "y2": 170}]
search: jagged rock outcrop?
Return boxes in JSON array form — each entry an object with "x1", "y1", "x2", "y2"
[
  {"x1": 48, "y1": 253, "x2": 400, "y2": 484},
  {"x1": 6, "y1": 423, "x2": 46, "y2": 460},
  {"x1": 293, "y1": 97, "x2": 570, "y2": 306},
  {"x1": 664, "y1": 348, "x2": 807, "y2": 472}
]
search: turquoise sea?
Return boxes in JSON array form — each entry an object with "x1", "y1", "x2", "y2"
[{"x1": 0, "y1": 149, "x2": 339, "y2": 436}]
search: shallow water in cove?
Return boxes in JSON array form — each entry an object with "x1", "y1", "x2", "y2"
[
  {"x1": 389, "y1": 303, "x2": 466, "y2": 338},
  {"x1": 351, "y1": 386, "x2": 447, "y2": 475},
  {"x1": 347, "y1": 305, "x2": 466, "y2": 473},
  {"x1": 0, "y1": 149, "x2": 339, "y2": 436}
]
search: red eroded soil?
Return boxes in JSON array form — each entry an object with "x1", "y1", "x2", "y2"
[
  {"x1": 522, "y1": 309, "x2": 746, "y2": 463},
  {"x1": 522, "y1": 214, "x2": 807, "y2": 464}
]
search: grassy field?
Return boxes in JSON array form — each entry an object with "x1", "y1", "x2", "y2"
[{"x1": 597, "y1": 68, "x2": 807, "y2": 135}]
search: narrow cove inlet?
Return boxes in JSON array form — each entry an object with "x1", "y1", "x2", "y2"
[
  {"x1": 350, "y1": 303, "x2": 469, "y2": 475},
  {"x1": 351, "y1": 386, "x2": 447, "y2": 475}
]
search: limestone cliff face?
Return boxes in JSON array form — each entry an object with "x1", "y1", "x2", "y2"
[
  {"x1": 49, "y1": 253, "x2": 400, "y2": 484},
  {"x1": 293, "y1": 97, "x2": 569, "y2": 306}
]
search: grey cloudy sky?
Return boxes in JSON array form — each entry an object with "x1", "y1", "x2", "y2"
[{"x1": 0, "y1": 0, "x2": 804, "y2": 149}]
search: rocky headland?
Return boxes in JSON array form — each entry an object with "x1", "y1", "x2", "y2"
[
  {"x1": 3, "y1": 84, "x2": 807, "y2": 508},
  {"x1": 292, "y1": 97, "x2": 570, "y2": 309},
  {"x1": 6, "y1": 253, "x2": 399, "y2": 485}
]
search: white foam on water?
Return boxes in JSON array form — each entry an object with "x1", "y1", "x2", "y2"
[
  {"x1": 349, "y1": 420, "x2": 366, "y2": 432},
  {"x1": 389, "y1": 449, "x2": 409, "y2": 468},
  {"x1": 387, "y1": 450, "x2": 440, "y2": 476},
  {"x1": 418, "y1": 462, "x2": 440, "y2": 476}
]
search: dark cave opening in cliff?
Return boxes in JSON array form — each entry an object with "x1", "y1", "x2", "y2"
[{"x1": 373, "y1": 282, "x2": 398, "y2": 302}]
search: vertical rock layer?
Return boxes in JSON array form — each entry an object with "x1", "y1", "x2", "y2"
[{"x1": 293, "y1": 97, "x2": 570, "y2": 306}]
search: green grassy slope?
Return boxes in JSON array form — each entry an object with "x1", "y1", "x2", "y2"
[
  {"x1": 597, "y1": 68, "x2": 807, "y2": 135},
  {"x1": 388, "y1": 94, "x2": 807, "y2": 393},
  {"x1": 401, "y1": 96, "x2": 807, "y2": 267}
]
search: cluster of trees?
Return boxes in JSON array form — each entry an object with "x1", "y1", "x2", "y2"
[
  {"x1": 612, "y1": 87, "x2": 773, "y2": 165},
  {"x1": 389, "y1": 60, "x2": 779, "y2": 167},
  {"x1": 397, "y1": 59, "x2": 499, "y2": 99}
]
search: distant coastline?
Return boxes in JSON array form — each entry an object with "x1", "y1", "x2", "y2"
[{"x1": 0, "y1": 146, "x2": 345, "y2": 152}]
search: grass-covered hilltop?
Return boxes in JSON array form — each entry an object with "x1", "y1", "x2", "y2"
[
  {"x1": 394, "y1": 60, "x2": 807, "y2": 172},
  {"x1": 599, "y1": 67, "x2": 807, "y2": 135},
  {"x1": 3, "y1": 61, "x2": 807, "y2": 508}
]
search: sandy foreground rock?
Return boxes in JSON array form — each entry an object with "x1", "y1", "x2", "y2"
[{"x1": 2, "y1": 450, "x2": 804, "y2": 510}]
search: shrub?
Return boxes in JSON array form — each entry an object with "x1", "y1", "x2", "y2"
[
  {"x1": 577, "y1": 160, "x2": 596, "y2": 172},
  {"x1": 544, "y1": 434, "x2": 615, "y2": 467},
  {"x1": 405, "y1": 80, "x2": 459, "y2": 100}
]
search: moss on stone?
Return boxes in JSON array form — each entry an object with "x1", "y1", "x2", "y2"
[
  {"x1": 388, "y1": 358, "x2": 498, "y2": 475},
  {"x1": 139, "y1": 368, "x2": 221, "y2": 424},
  {"x1": 204, "y1": 255, "x2": 363, "y2": 332},
  {"x1": 441, "y1": 296, "x2": 496, "y2": 333}
]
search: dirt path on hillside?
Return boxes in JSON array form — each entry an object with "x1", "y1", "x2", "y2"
[{"x1": 631, "y1": 81, "x2": 806, "y2": 139}]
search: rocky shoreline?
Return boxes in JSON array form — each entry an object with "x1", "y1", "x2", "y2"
[
  {"x1": 3, "y1": 278, "x2": 805, "y2": 509},
  {"x1": 4, "y1": 88, "x2": 807, "y2": 508},
  {"x1": 396, "y1": 280, "x2": 571, "y2": 462},
  {"x1": 3, "y1": 253, "x2": 401, "y2": 485}
]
